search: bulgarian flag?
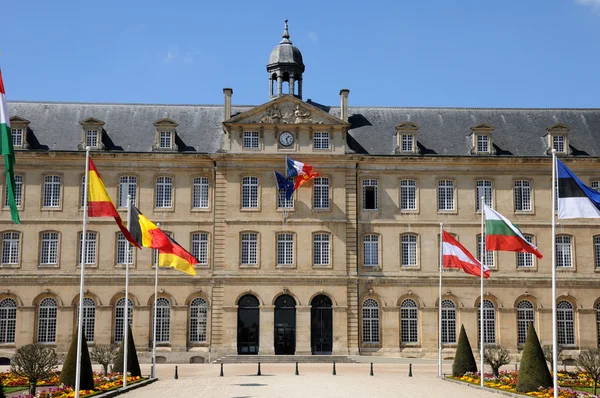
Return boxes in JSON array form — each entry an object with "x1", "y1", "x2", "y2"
[
  {"x1": 0, "y1": 68, "x2": 20, "y2": 224},
  {"x1": 484, "y1": 205, "x2": 542, "y2": 259},
  {"x1": 442, "y1": 230, "x2": 490, "y2": 278},
  {"x1": 287, "y1": 157, "x2": 319, "y2": 190}
]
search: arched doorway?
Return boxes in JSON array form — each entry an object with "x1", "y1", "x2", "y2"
[
  {"x1": 311, "y1": 295, "x2": 333, "y2": 354},
  {"x1": 237, "y1": 295, "x2": 259, "y2": 355},
  {"x1": 274, "y1": 294, "x2": 296, "y2": 355}
]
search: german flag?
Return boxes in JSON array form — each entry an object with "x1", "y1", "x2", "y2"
[
  {"x1": 128, "y1": 205, "x2": 171, "y2": 249},
  {"x1": 87, "y1": 157, "x2": 140, "y2": 248},
  {"x1": 158, "y1": 235, "x2": 198, "y2": 276}
]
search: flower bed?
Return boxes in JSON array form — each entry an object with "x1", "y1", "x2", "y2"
[
  {"x1": 0, "y1": 372, "x2": 145, "y2": 398},
  {"x1": 450, "y1": 371, "x2": 598, "y2": 398}
]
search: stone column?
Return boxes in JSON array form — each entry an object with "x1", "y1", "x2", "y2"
[
  {"x1": 269, "y1": 76, "x2": 273, "y2": 97},
  {"x1": 289, "y1": 76, "x2": 295, "y2": 95},
  {"x1": 277, "y1": 76, "x2": 283, "y2": 96},
  {"x1": 298, "y1": 79, "x2": 302, "y2": 99},
  {"x1": 259, "y1": 305, "x2": 275, "y2": 355},
  {"x1": 295, "y1": 305, "x2": 311, "y2": 355}
]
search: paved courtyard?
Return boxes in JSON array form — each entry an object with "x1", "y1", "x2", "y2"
[{"x1": 127, "y1": 362, "x2": 497, "y2": 398}]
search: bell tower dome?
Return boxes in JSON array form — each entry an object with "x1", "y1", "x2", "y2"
[{"x1": 267, "y1": 20, "x2": 305, "y2": 99}]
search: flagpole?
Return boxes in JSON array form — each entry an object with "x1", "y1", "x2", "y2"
[
  {"x1": 551, "y1": 150, "x2": 558, "y2": 398},
  {"x1": 480, "y1": 196, "x2": 485, "y2": 387},
  {"x1": 74, "y1": 147, "x2": 90, "y2": 398},
  {"x1": 151, "y1": 223, "x2": 160, "y2": 379},
  {"x1": 438, "y1": 222, "x2": 443, "y2": 378},
  {"x1": 122, "y1": 195, "x2": 131, "y2": 389}
]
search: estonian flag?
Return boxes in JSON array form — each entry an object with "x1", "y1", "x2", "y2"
[
  {"x1": 557, "y1": 158, "x2": 600, "y2": 219},
  {"x1": 274, "y1": 171, "x2": 294, "y2": 201}
]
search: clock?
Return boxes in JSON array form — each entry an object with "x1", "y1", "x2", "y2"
[{"x1": 279, "y1": 131, "x2": 294, "y2": 147}]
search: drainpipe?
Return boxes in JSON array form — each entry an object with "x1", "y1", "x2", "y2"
[
  {"x1": 209, "y1": 160, "x2": 217, "y2": 361},
  {"x1": 355, "y1": 161, "x2": 360, "y2": 355}
]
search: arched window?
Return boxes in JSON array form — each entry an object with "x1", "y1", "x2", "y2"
[
  {"x1": 441, "y1": 300, "x2": 456, "y2": 344},
  {"x1": 153, "y1": 298, "x2": 171, "y2": 343},
  {"x1": 401, "y1": 299, "x2": 418, "y2": 344},
  {"x1": 557, "y1": 301, "x2": 575, "y2": 346},
  {"x1": 38, "y1": 298, "x2": 57, "y2": 343},
  {"x1": 114, "y1": 298, "x2": 133, "y2": 344},
  {"x1": 190, "y1": 298, "x2": 208, "y2": 343},
  {"x1": 478, "y1": 299, "x2": 495, "y2": 344},
  {"x1": 517, "y1": 300, "x2": 534, "y2": 345},
  {"x1": 362, "y1": 299, "x2": 379, "y2": 344},
  {"x1": 0, "y1": 298, "x2": 16, "y2": 344},
  {"x1": 80, "y1": 298, "x2": 96, "y2": 343}
]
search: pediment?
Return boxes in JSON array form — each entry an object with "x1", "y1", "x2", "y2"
[
  {"x1": 395, "y1": 121, "x2": 419, "y2": 131},
  {"x1": 9, "y1": 116, "x2": 30, "y2": 125},
  {"x1": 546, "y1": 123, "x2": 570, "y2": 132},
  {"x1": 225, "y1": 95, "x2": 348, "y2": 126},
  {"x1": 79, "y1": 117, "x2": 105, "y2": 126},
  {"x1": 153, "y1": 118, "x2": 178, "y2": 128},
  {"x1": 471, "y1": 122, "x2": 495, "y2": 131}
]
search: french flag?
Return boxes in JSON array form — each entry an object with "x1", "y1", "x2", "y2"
[
  {"x1": 287, "y1": 158, "x2": 319, "y2": 189},
  {"x1": 557, "y1": 158, "x2": 600, "y2": 219}
]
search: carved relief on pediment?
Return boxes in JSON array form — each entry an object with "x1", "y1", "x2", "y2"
[{"x1": 250, "y1": 103, "x2": 325, "y2": 124}]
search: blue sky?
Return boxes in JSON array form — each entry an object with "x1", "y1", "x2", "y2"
[{"x1": 2, "y1": 0, "x2": 600, "y2": 108}]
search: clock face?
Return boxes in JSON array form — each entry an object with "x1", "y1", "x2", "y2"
[{"x1": 279, "y1": 131, "x2": 294, "y2": 147}]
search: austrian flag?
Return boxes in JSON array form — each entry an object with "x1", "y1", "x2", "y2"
[{"x1": 442, "y1": 230, "x2": 490, "y2": 278}]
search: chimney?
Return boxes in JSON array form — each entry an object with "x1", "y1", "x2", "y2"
[
  {"x1": 340, "y1": 89, "x2": 350, "y2": 121},
  {"x1": 223, "y1": 88, "x2": 233, "y2": 121}
]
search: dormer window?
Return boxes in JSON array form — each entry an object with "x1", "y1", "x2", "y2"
[
  {"x1": 8, "y1": 116, "x2": 30, "y2": 149},
  {"x1": 395, "y1": 122, "x2": 419, "y2": 154},
  {"x1": 546, "y1": 123, "x2": 570, "y2": 155},
  {"x1": 79, "y1": 117, "x2": 105, "y2": 150},
  {"x1": 153, "y1": 119, "x2": 178, "y2": 151},
  {"x1": 12, "y1": 128, "x2": 23, "y2": 147},
  {"x1": 470, "y1": 123, "x2": 494, "y2": 155}
]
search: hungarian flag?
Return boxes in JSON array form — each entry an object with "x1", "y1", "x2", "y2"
[
  {"x1": 128, "y1": 205, "x2": 171, "y2": 249},
  {"x1": 484, "y1": 205, "x2": 542, "y2": 259},
  {"x1": 442, "y1": 230, "x2": 490, "y2": 278},
  {"x1": 0, "y1": 69, "x2": 20, "y2": 224},
  {"x1": 287, "y1": 157, "x2": 319, "y2": 190},
  {"x1": 87, "y1": 157, "x2": 140, "y2": 248},
  {"x1": 158, "y1": 235, "x2": 198, "y2": 276}
]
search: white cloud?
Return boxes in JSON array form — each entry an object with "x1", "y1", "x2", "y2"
[
  {"x1": 307, "y1": 31, "x2": 318, "y2": 42},
  {"x1": 575, "y1": 0, "x2": 600, "y2": 12},
  {"x1": 164, "y1": 51, "x2": 177, "y2": 62}
]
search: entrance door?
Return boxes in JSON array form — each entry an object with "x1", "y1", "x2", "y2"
[
  {"x1": 274, "y1": 295, "x2": 296, "y2": 355},
  {"x1": 311, "y1": 295, "x2": 333, "y2": 354},
  {"x1": 237, "y1": 295, "x2": 259, "y2": 355}
]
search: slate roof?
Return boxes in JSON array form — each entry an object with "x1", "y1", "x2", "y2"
[{"x1": 7, "y1": 101, "x2": 600, "y2": 158}]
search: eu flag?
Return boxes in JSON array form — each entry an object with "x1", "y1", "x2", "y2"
[{"x1": 274, "y1": 171, "x2": 294, "y2": 201}]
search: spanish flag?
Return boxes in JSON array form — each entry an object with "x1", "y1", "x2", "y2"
[
  {"x1": 158, "y1": 235, "x2": 198, "y2": 276},
  {"x1": 87, "y1": 157, "x2": 140, "y2": 248}
]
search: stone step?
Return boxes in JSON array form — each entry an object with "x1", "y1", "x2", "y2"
[{"x1": 212, "y1": 355, "x2": 358, "y2": 364}]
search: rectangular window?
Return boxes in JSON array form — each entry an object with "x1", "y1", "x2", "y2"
[
  {"x1": 437, "y1": 180, "x2": 454, "y2": 211},
  {"x1": 11, "y1": 128, "x2": 23, "y2": 147},
  {"x1": 362, "y1": 179, "x2": 378, "y2": 210},
  {"x1": 517, "y1": 235, "x2": 534, "y2": 268},
  {"x1": 592, "y1": 181, "x2": 600, "y2": 193},
  {"x1": 4, "y1": 174, "x2": 22, "y2": 208},
  {"x1": 241, "y1": 233, "x2": 258, "y2": 265},
  {"x1": 401, "y1": 134, "x2": 413, "y2": 152},
  {"x1": 43, "y1": 175, "x2": 61, "y2": 208},
  {"x1": 119, "y1": 176, "x2": 137, "y2": 208},
  {"x1": 192, "y1": 232, "x2": 208, "y2": 265},
  {"x1": 277, "y1": 176, "x2": 294, "y2": 209},
  {"x1": 243, "y1": 131, "x2": 259, "y2": 149},
  {"x1": 40, "y1": 232, "x2": 59, "y2": 265},
  {"x1": 116, "y1": 233, "x2": 133, "y2": 265},
  {"x1": 363, "y1": 234, "x2": 379, "y2": 266},
  {"x1": 514, "y1": 180, "x2": 532, "y2": 212},
  {"x1": 476, "y1": 180, "x2": 492, "y2": 211},
  {"x1": 477, "y1": 135, "x2": 489, "y2": 153},
  {"x1": 595, "y1": 236, "x2": 600, "y2": 269},
  {"x1": 313, "y1": 233, "x2": 330, "y2": 266},
  {"x1": 241, "y1": 176, "x2": 259, "y2": 209},
  {"x1": 553, "y1": 135, "x2": 565, "y2": 153},
  {"x1": 556, "y1": 236, "x2": 572, "y2": 268},
  {"x1": 313, "y1": 177, "x2": 330, "y2": 209},
  {"x1": 2, "y1": 232, "x2": 20, "y2": 265},
  {"x1": 400, "y1": 179, "x2": 416, "y2": 210},
  {"x1": 78, "y1": 232, "x2": 97, "y2": 265},
  {"x1": 477, "y1": 234, "x2": 494, "y2": 267},
  {"x1": 86, "y1": 130, "x2": 98, "y2": 147},
  {"x1": 155, "y1": 176, "x2": 173, "y2": 208},
  {"x1": 277, "y1": 233, "x2": 294, "y2": 266},
  {"x1": 401, "y1": 234, "x2": 418, "y2": 266},
  {"x1": 159, "y1": 131, "x2": 172, "y2": 149},
  {"x1": 314, "y1": 132, "x2": 330, "y2": 150},
  {"x1": 192, "y1": 177, "x2": 210, "y2": 209}
]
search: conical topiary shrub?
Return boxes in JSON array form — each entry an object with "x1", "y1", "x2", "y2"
[
  {"x1": 452, "y1": 324, "x2": 478, "y2": 376},
  {"x1": 113, "y1": 323, "x2": 141, "y2": 377},
  {"x1": 59, "y1": 328, "x2": 94, "y2": 390},
  {"x1": 517, "y1": 323, "x2": 552, "y2": 392}
]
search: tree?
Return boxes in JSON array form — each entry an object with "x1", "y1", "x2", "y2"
[
  {"x1": 91, "y1": 344, "x2": 117, "y2": 376},
  {"x1": 516, "y1": 323, "x2": 552, "y2": 392},
  {"x1": 452, "y1": 324, "x2": 478, "y2": 377},
  {"x1": 59, "y1": 328, "x2": 94, "y2": 390},
  {"x1": 484, "y1": 345, "x2": 511, "y2": 378},
  {"x1": 10, "y1": 343, "x2": 58, "y2": 396},
  {"x1": 576, "y1": 349, "x2": 600, "y2": 396},
  {"x1": 113, "y1": 323, "x2": 141, "y2": 377},
  {"x1": 543, "y1": 344, "x2": 563, "y2": 370}
]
